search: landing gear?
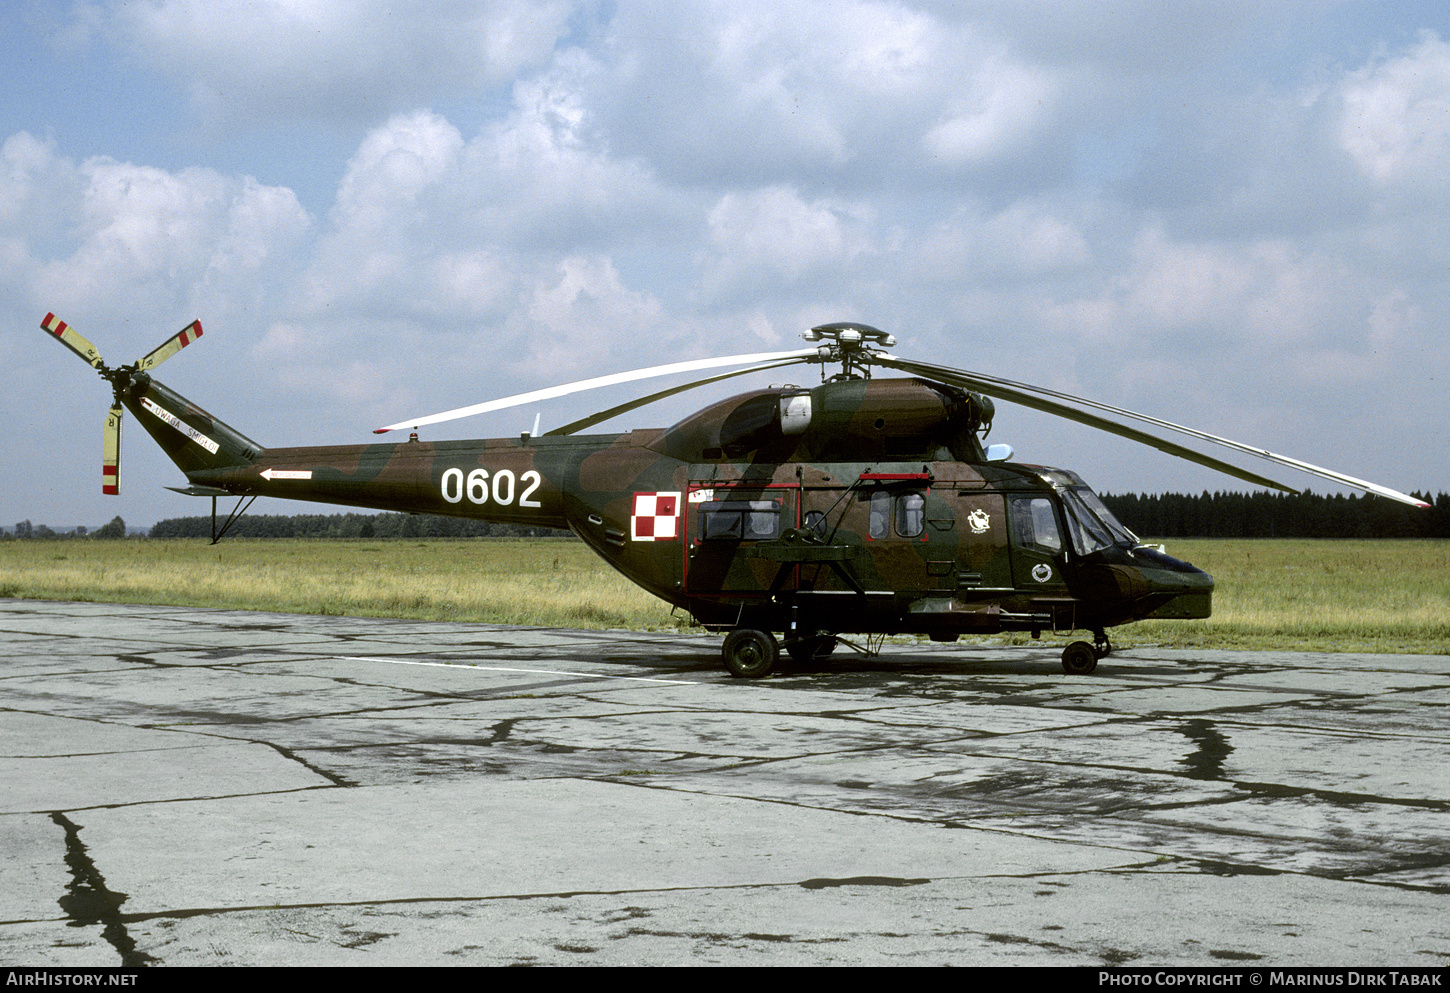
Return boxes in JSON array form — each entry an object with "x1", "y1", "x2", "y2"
[
  {"x1": 1061, "y1": 640, "x2": 1098, "y2": 675},
  {"x1": 722, "y1": 628, "x2": 779, "y2": 679},
  {"x1": 1093, "y1": 629, "x2": 1112, "y2": 659},
  {"x1": 786, "y1": 632, "x2": 838, "y2": 665},
  {"x1": 1061, "y1": 629, "x2": 1111, "y2": 674}
]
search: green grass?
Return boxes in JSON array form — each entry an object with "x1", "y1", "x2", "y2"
[
  {"x1": 1109, "y1": 538, "x2": 1450, "y2": 654},
  {"x1": 0, "y1": 538, "x2": 687, "y2": 631},
  {"x1": 1, "y1": 537, "x2": 1446, "y2": 653}
]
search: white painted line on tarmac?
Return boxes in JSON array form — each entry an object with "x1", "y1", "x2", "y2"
[{"x1": 333, "y1": 655, "x2": 699, "y2": 685}]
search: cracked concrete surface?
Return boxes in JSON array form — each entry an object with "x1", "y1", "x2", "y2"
[{"x1": 1, "y1": 599, "x2": 1446, "y2": 966}]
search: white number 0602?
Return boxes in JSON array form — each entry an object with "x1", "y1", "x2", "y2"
[{"x1": 440, "y1": 468, "x2": 543, "y2": 508}]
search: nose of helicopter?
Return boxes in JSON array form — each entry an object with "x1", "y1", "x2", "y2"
[{"x1": 1132, "y1": 545, "x2": 1214, "y2": 619}]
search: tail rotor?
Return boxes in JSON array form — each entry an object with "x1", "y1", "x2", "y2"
[
  {"x1": 103, "y1": 405, "x2": 122, "y2": 496},
  {"x1": 41, "y1": 313, "x2": 205, "y2": 496}
]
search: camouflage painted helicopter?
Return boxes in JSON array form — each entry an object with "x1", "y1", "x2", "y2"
[{"x1": 43, "y1": 312, "x2": 1428, "y2": 678}]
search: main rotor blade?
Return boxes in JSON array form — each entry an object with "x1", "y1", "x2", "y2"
[
  {"x1": 41, "y1": 313, "x2": 105, "y2": 369},
  {"x1": 138, "y1": 320, "x2": 204, "y2": 372},
  {"x1": 544, "y1": 356, "x2": 814, "y2": 436},
  {"x1": 103, "y1": 405, "x2": 122, "y2": 496},
  {"x1": 876, "y1": 354, "x2": 1295, "y2": 495},
  {"x1": 374, "y1": 347, "x2": 821, "y2": 434},
  {"x1": 879, "y1": 353, "x2": 1430, "y2": 509}
]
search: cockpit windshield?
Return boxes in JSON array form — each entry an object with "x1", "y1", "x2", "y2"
[{"x1": 1061, "y1": 488, "x2": 1139, "y2": 554}]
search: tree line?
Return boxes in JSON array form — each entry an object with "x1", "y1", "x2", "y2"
[
  {"x1": 146, "y1": 512, "x2": 571, "y2": 540},
  {"x1": 8, "y1": 490, "x2": 1449, "y2": 541},
  {"x1": 1098, "y1": 490, "x2": 1450, "y2": 539},
  {"x1": 8, "y1": 517, "x2": 129, "y2": 539}
]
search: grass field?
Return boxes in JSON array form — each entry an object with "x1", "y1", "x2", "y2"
[{"x1": 1, "y1": 537, "x2": 1446, "y2": 654}]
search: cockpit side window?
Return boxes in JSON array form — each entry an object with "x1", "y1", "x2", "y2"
[{"x1": 1012, "y1": 496, "x2": 1062, "y2": 553}]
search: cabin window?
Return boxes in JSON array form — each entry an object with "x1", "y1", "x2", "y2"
[
  {"x1": 1012, "y1": 496, "x2": 1062, "y2": 554},
  {"x1": 868, "y1": 491, "x2": 890, "y2": 539},
  {"x1": 866, "y1": 489, "x2": 926, "y2": 539},
  {"x1": 698, "y1": 500, "x2": 781, "y2": 541},
  {"x1": 896, "y1": 491, "x2": 925, "y2": 537}
]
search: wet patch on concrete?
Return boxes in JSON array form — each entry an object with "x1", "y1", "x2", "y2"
[{"x1": 50, "y1": 813, "x2": 156, "y2": 967}]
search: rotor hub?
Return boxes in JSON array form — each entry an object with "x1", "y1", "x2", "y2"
[{"x1": 802, "y1": 322, "x2": 896, "y2": 380}]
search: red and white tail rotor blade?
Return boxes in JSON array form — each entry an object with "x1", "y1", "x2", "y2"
[
  {"x1": 138, "y1": 320, "x2": 204, "y2": 372},
  {"x1": 41, "y1": 313, "x2": 105, "y2": 369},
  {"x1": 103, "y1": 405, "x2": 122, "y2": 496}
]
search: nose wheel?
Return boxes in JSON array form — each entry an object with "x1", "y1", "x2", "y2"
[
  {"x1": 1061, "y1": 641, "x2": 1097, "y2": 675},
  {"x1": 1061, "y1": 631, "x2": 1111, "y2": 675}
]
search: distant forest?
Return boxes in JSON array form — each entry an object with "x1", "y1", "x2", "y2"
[
  {"x1": 1099, "y1": 490, "x2": 1450, "y2": 539},
  {"x1": 9, "y1": 490, "x2": 1449, "y2": 541},
  {"x1": 146, "y1": 512, "x2": 570, "y2": 540}
]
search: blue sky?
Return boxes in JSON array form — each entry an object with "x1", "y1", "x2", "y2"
[{"x1": 3, "y1": 1, "x2": 1448, "y2": 528}]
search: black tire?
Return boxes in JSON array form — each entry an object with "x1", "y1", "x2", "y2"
[
  {"x1": 723, "y1": 628, "x2": 779, "y2": 679},
  {"x1": 1061, "y1": 640, "x2": 1098, "y2": 675}
]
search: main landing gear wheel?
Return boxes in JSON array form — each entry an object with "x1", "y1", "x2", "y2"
[
  {"x1": 723, "y1": 628, "x2": 779, "y2": 679},
  {"x1": 1061, "y1": 640, "x2": 1098, "y2": 675},
  {"x1": 786, "y1": 632, "x2": 838, "y2": 665}
]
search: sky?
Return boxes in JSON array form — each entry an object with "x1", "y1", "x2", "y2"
[{"x1": 3, "y1": 0, "x2": 1448, "y2": 529}]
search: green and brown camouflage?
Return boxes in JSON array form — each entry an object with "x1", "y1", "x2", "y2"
[
  {"x1": 103, "y1": 354, "x2": 1212, "y2": 678},
  {"x1": 63, "y1": 312, "x2": 1425, "y2": 678}
]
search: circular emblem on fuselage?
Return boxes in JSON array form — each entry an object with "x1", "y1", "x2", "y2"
[
  {"x1": 1031, "y1": 563, "x2": 1053, "y2": 583},
  {"x1": 967, "y1": 509, "x2": 990, "y2": 534}
]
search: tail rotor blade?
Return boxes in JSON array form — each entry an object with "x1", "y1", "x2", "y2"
[
  {"x1": 103, "y1": 405, "x2": 122, "y2": 496},
  {"x1": 138, "y1": 320, "x2": 204, "y2": 372},
  {"x1": 41, "y1": 313, "x2": 105, "y2": 369}
]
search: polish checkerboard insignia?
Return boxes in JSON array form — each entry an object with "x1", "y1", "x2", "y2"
[{"x1": 631, "y1": 492, "x2": 680, "y2": 541}]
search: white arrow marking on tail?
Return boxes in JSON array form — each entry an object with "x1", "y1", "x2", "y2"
[{"x1": 259, "y1": 469, "x2": 313, "y2": 481}]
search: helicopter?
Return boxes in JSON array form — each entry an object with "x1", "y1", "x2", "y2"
[{"x1": 41, "y1": 312, "x2": 1429, "y2": 679}]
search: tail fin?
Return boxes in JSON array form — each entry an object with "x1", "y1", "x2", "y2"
[{"x1": 119, "y1": 373, "x2": 264, "y2": 477}]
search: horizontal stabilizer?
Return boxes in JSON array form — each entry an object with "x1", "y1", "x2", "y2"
[{"x1": 165, "y1": 485, "x2": 236, "y2": 497}]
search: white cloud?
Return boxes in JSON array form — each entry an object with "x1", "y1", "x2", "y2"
[
  {"x1": 914, "y1": 200, "x2": 1091, "y2": 283},
  {"x1": 463, "y1": 54, "x2": 670, "y2": 245},
  {"x1": 591, "y1": 1, "x2": 1061, "y2": 185},
  {"x1": 331, "y1": 111, "x2": 465, "y2": 236},
  {"x1": 1, "y1": 132, "x2": 310, "y2": 323},
  {"x1": 700, "y1": 186, "x2": 875, "y2": 297},
  {"x1": 516, "y1": 254, "x2": 665, "y2": 380},
  {"x1": 301, "y1": 97, "x2": 669, "y2": 327},
  {"x1": 921, "y1": 57, "x2": 1059, "y2": 166},
  {"x1": 108, "y1": 0, "x2": 576, "y2": 126},
  {"x1": 1339, "y1": 30, "x2": 1450, "y2": 186}
]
